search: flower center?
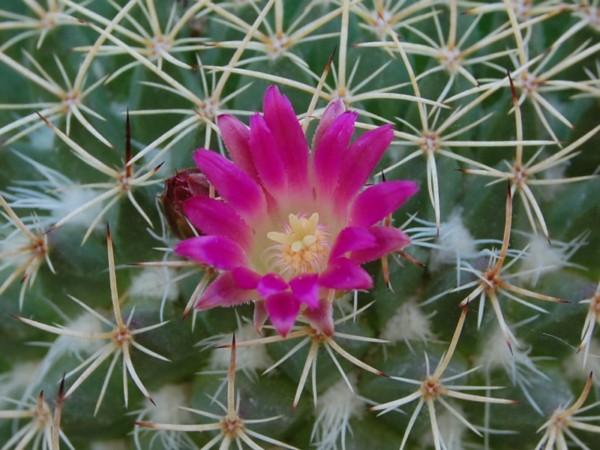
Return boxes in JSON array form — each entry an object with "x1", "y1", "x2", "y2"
[{"x1": 264, "y1": 213, "x2": 330, "y2": 278}]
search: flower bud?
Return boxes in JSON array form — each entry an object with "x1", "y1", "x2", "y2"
[{"x1": 162, "y1": 168, "x2": 210, "y2": 239}]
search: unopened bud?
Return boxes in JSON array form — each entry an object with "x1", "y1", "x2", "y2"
[{"x1": 162, "y1": 168, "x2": 210, "y2": 239}]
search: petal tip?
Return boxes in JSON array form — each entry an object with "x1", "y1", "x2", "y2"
[{"x1": 265, "y1": 292, "x2": 301, "y2": 337}]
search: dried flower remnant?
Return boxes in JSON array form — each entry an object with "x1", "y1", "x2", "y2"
[{"x1": 174, "y1": 86, "x2": 417, "y2": 337}]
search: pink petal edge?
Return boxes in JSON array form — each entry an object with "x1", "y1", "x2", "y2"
[
  {"x1": 249, "y1": 112, "x2": 287, "y2": 196},
  {"x1": 350, "y1": 226, "x2": 411, "y2": 263},
  {"x1": 329, "y1": 226, "x2": 378, "y2": 261},
  {"x1": 257, "y1": 273, "x2": 289, "y2": 298},
  {"x1": 263, "y1": 86, "x2": 309, "y2": 189},
  {"x1": 313, "y1": 99, "x2": 346, "y2": 148},
  {"x1": 289, "y1": 274, "x2": 319, "y2": 309},
  {"x1": 265, "y1": 291, "x2": 301, "y2": 337},
  {"x1": 313, "y1": 111, "x2": 358, "y2": 198},
  {"x1": 319, "y1": 257, "x2": 373, "y2": 291},
  {"x1": 349, "y1": 181, "x2": 419, "y2": 228},
  {"x1": 193, "y1": 149, "x2": 267, "y2": 220},
  {"x1": 217, "y1": 114, "x2": 258, "y2": 180},
  {"x1": 304, "y1": 298, "x2": 334, "y2": 337},
  {"x1": 231, "y1": 267, "x2": 261, "y2": 289},
  {"x1": 183, "y1": 196, "x2": 252, "y2": 250},
  {"x1": 334, "y1": 124, "x2": 394, "y2": 206},
  {"x1": 175, "y1": 236, "x2": 247, "y2": 270},
  {"x1": 196, "y1": 272, "x2": 254, "y2": 310}
]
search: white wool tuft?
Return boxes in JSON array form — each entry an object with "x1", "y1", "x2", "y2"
[
  {"x1": 429, "y1": 213, "x2": 478, "y2": 272},
  {"x1": 381, "y1": 300, "x2": 436, "y2": 348},
  {"x1": 208, "y1": 323, "x2": 272, "y2": 374},
  {"x1": 0, "y1": 361, "x2": 40, "y2": 405},
  {"x1": 519, "y1": 233, "x2": 587, "y2": 286},
  {"x1": 564, "y1": 340, "x2": 600, "y2": 380},
  {"x1": 420, "y1": 406, "x2": 468, "y2": 450},
  {"x1": 133, "y1": 384, "x2": 195, "y2": 450},
  {"x1": 145, "y1": 384, "x2": 191, "y2": 424},
  {"x1": 129, "y1": 267, "x2": 180, "y2": 302},
  {"x1": 312, "y1": 375, "x2": 365, "y2": 450}
]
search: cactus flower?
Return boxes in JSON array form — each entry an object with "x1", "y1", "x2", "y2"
[{"x1": 175, "y1": 86, "x2": 418, "y2": 337}]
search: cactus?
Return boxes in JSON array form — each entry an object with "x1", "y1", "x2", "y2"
[{"x1": 0, "y1": 0, "x2": 599, "y2": 449}]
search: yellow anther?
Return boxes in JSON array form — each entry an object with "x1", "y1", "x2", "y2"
[
  {"x1": 264, "y1": 212, "x2": 330, "y2": 278},
  {"x1": 302, "y1": 235, "x2": 317, "y2": 247},
  {"x1": 266, "y1": 231, "x2": 292, "y2": 245}
]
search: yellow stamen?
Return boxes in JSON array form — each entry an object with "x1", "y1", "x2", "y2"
[{"x1": 264, "y1": 213, "x2": 330, "y2": 278}]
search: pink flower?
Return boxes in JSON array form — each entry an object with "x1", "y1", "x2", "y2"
[{"x1": 175, "y1": 86, "x2": 418, "y2": 337}]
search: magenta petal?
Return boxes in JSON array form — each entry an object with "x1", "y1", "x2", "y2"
[
  {"x1": 217, "y1": 114, "x2": 258, "y2": 180},
  {"x1": 193, "y1": 149, "x2": 266, "y2": 220},
  {"x1": 329, "y1": 226, "x2": 377, "y2": 261},
  {"x1": 265, "y1": 291, "x2": 301, "y2": 337},
  {"x1": 196, "y1": 272, "x2": 253, "y2": 310},
  {"x1": 289, "y1": 274, "x2": 319, "y2": 309},
  {"x1": 349, "y1": 181, "x2": 419, "y2": 228},
  {"x1": 350, "y1": 226, "x2": 411, "y2": 263},
  {"x1": 231, "y1": 267, "x2": 261, "y2": 289},
  {"x1": 313, "y1": 99, "x2": 346, "y2": 148},
  {"x1": 183, "y1": 196, "x2": 252, "y2": 249},
  {"x1": 313, "y1": 111, "x2": 358, "y2": 197},
  {"x1": 175, "y1": 236, "x2": 247, "y2": 270},
  {"x1": 257, "y1": 273, "x2": 289, "y2": 298},
  {"x1": 263, "y1": 86, "x2": 309, "y2": 189},
  {"x1": 319, "y1": 257, "x2": 373, "y2": 290},
  {"x1": 334, "y1": 124, "x2": 394, "y2": 206},
  {"x1": 304, "y1": 298, "x2": 334, "y2": 337},
  {"x1": 249, "y1": 113, "x2": 287, "y2": 196}
]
